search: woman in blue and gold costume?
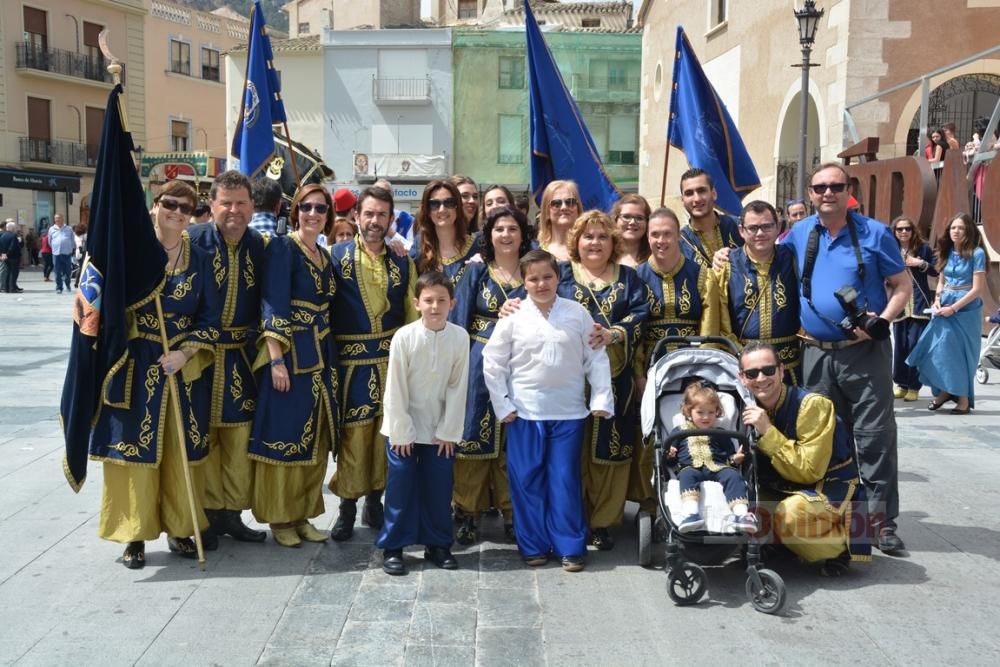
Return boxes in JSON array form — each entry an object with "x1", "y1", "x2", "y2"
[
  {"x1": 451, "y1": 206, "x2": 532, "y2": 545},
  {"x1": 631, "y1": 207, "x2": 721, "y2": 513},
  {"x1": 249, "y1": 183, "x2": 340, "y2": 547},
  {"x1": 889, "y1": 215, "x2": 936, "y2": 402},
  {"x1": 411, "y1": 179, "x2": 479, "y2": 291},
  {"x1": 559, "y1": 210, "x2": 649, "y2": 552},
  {"x1": 91, "y1": 180, "x2": 220, "y2": 569}
]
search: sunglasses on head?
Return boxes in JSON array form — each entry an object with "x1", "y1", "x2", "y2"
[
  {"x1": 549, "y1": 197, "x2": 578, "y2": 209},
  {"x1": 741, "y1": 364, "x2": 778, "y2": 379},
  {"x1": 158, "y1": 198, "x2": 195, "y2": 216},
  {"x1": 428, "y1": 198, "x2": 458, "y2": 210},
  {"x1": 298, "y1": 203, "x2": 329, "y2": 214},
  {"x1": 810, "y1": 183, "x2": 848, "y2": 195}
]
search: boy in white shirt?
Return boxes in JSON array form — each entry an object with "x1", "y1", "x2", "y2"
[
  {"x1": 483, "y1": 250, "x2": 613, "y2": 572},
  {"x1": 376, "y1": 271, "x2": 470, "y2": 575}
]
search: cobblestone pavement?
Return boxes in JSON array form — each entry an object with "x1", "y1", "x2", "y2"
[{"x1": 2, "y1": 267, "x2": 999, "y2": 666}]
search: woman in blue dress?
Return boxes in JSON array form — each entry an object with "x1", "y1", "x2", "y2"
[
  {"x1": 890, "y1": 216, "x2": 937, "y2": 402},
  {"x1": 451, "y1": 206, "x2": 532, "y2": 544},
  {"x1": 92, "y1": 180, "x2": 221, "y2": 569},
  {"x1": 907, "y1": 213, "x2": 988, "y2": 414},
  {"x1": 410, "y1": 179, "x2": 480, "y2": 291},
  {"x1": 249, "y1": 183, "x2": 340, "y2": 547},
  {"x1": 559, "y1": 210, "x2": 649, "y2": 551}
]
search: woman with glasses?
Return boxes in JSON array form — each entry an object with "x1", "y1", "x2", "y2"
[
  {"x1": 538, "y1": 180, "x2": 584, "y2": 262},
  {"x1": 907, "y1": 213, "x2": 988, "y2": 415},
  {"x1": 411, "y1": 180, "x2": 479, "y2": 291},
  {"x1": 890, "y1": 216, "x2": 936, "y2": 402},
  {"x1": 612, "y1": 194, "x2": 651, "y2": 268},
  {"x1": 91, "y1": 180, "x2": 221, "y2": 569},
  {"x1": 450, "y1": 206, "x2": 533, "y2": 545},
  {"x1": 559, "y1": 210, "x2": 649, "y2": 552},
  {"x1": 450, "y1": 175, "x2": 481, "y2": 233},
  {"x1": 248, "y1": 183, "x2": 340, "y2": 547}
]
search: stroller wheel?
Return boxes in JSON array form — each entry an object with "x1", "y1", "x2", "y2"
[
  {"x1": 637, "y1": 511, "x2": 653, "y2": 567},
  {"x1": 666, "y1": 564, "x2": 707, "y2": 606},
  {"x1": 976, "y1": 367, "x2": 988, "y2": 385},
  {"x1": 746, "y1": 568, "x2": 786, "y2": 615}
]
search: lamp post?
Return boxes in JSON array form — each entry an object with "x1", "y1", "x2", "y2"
[{"x1": 793, "y1": 0, "x2": 823, "y2": 202}]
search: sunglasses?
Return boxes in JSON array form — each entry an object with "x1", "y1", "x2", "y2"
[
  {"x1": 428, "y1": 198, "x2": 458, "y2": 210},
  {"x1": 895, "y1": 226, "x2": 914, "y2": 232},
  {"x1": 810, "y1": 183, "x2": 848, "y2": 195},
  {"x1": 741, "y1": 364, "x2": 778, "y2": 379},
  {"x1": 549, "y1": 197, "x2": 578, "y2": 209},
  {"x1": 298, "y1": 203, "x2": 330, "y2": 214},
  {"x1": 741, "y1": 222, "x2": 777, "y2": 235},
  {"x1": 158, "y1": 198, "x2": 195, "y2": 216},
  {"x1": 619, "y1": 214, "x2": 647, "y2": 224}
]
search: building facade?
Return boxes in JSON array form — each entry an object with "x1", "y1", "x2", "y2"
[
  {"x1": 637, "y1": 0, "x2": 1000, "y2": 211},
  {"x1": 453, "y1": 27, "x2": 641, "y2": 194},
  {"x1": 0, "y1": 0, "x2": 145, "y2": 230},
  {"x1": 433, "y1": 0, "x2": 632, "y2": 31},
  {"x1": 281, "y1": 0, "x2": 423, "y2": 38}
]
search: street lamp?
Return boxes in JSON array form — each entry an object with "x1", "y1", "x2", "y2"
[{"x1": 793, "y1": 0, "x2": 823, "y2": 202}]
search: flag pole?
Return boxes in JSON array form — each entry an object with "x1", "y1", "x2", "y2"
[
  {"x1": 101, "y1": 33, "x2": 206, "y2": 570},
  {"x1": 280, "y1": 120, "x2": 302, "y2": 188},
  {"x1": 659, "y1": 137, "x2": 672, "y2": 208}
]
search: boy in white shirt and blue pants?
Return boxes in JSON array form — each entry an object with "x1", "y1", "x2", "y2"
[
  {"x1": 376, "y1": 271, "x2": 470, "y2": 575},
  {"x1": 483, "y1": 250, "x2": 613, "y2": 572}
]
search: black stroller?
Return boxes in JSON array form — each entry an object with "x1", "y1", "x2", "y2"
[{"x1": 637, "y1": 336, "x2": 787, "y2": 615}]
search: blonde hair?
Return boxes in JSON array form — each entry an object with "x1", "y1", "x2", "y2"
[
  {"x1": 567, "y1": 210, "x2": 623, "y2": 264},
  {"x1": 681, "y1": 381, "x2": 723, "y2": 420},
  {"x1": 538, "y1": 180, "x2": 582, "y2": 247}
]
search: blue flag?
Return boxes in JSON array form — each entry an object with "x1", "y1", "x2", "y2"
[
  {"x1": 525, "y1": 0, "x2": 619, "y2": 211},
  {"x1": 231, "y1": 0, "x2": 287, "y2": 177},
  {"x1": 60, "y1": 85, "x2": 167, "y2": 491},
  {"x1": 668, "y1": 26, "x2": 760, "y2": 215}
]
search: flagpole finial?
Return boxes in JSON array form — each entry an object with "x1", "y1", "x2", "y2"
[{"x1": 98, "y1": 29, "x2": 123, "y2": 86}]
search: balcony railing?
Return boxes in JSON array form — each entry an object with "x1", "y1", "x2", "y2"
[
  {"x1": 16, "y1": 42, "x2": 111, "y2": 84},
  {"x1": 20, "y1": 137, "x2": 97, "y2": 168},
  {"x1": 372, "y1": 77, "x2": 431, "y2": 104}
]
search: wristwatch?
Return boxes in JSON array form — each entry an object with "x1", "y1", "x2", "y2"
[{"x1": 270, "y1": 358, "x2": 285, "y2": 367}]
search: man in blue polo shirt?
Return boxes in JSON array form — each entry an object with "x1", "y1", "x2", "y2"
[{"x1": 783, "y1": 162, "x2": 911, "y2": 554}]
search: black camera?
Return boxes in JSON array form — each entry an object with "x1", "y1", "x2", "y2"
[{"x1": 834, "y1": 286, "x2": 889, "y2": 340}]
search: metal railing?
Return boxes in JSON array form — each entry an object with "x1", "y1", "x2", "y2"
[
  {"x1": 372, "y1": 78, "x2": 431, "y2": 103},
  {"x1": 16, "y1": 42, "x2": 111, "y2": 84},
  {"x1": 19, "y1": 137, "x2": 96, "y2": 168},
  {"x1": 582, "y1": 76, "x2": 641, "y2": 92}
]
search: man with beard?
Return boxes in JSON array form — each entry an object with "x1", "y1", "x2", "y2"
[
  {"x1": 328, "y1": 185, "x2": 418, "y2": 540},
  {"x1": 189, "y1": 170, "x2": 269, "y2": 545}
]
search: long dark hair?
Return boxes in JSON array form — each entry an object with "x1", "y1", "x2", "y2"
[
  {"x1": 449, "y1": 174, "x2": 479, "y2": 232},
  {"x1": 482, "y1": 206, "x2": 532, "y2": 264},
  {"x1": 417, "y1": 179, "x2": 468, "y2": 273},
  {"x1": 891, "y1": 215, "x2": 925, "y2": 254},
  {"x1": 935, "y1": 212, "x2": 987, "y2": 273}
]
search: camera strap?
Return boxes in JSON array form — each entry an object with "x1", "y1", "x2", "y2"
[{"x1": 800, "y1": 214, "x2": 867, "y2": 332}]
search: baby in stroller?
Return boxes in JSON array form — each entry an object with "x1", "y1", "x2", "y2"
[{"x1": 669, "y1": 381, "x2": 757, "y2": 534}]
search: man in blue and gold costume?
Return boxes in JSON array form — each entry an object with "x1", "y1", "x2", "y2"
[
  {"x1": 739, "y1": 342, "x2": 872, "y2": 575},
  {"x1": 631, "y1": 207, "x2": 720, "y2": 511},
  {"x1": 328, "y1": 186, "x2": 418, "y2": 541},
  {"x1": 678, "y1": 167, "x2": 743, "y2": 270},
  {"x1": 189, "y1": 170, "x2": 269, "y2": 544},
  {"x1": 718, "y1": 200, "x2": 802, "y2": 383}
]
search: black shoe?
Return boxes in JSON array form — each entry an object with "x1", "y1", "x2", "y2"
[
  {"x1": 331, "y1": 499, "x2": 357, "y2": 541},
  {"x1": 382, "y1": 549, "x2": 407, "y2": 576},
  {"x1": 201, "y1": 528, "x2": 219, "y2": 551},
  {"x1": 877, "y1": 528, "x2": 905, "y2": 553},
  {"x1": 361, "y1": 491, "x2": 384, "y2": 529},
  {"x1": 456, "y1": 515, "x2": 478, "y2": 545},
  {"x1": 503, "y1": 522, "x2": 516, "y2": 542},
  {"x1": 453, "y1": 506, "x2": 467, "y2": 524},
  {"x1": 14, "y1": 287, "x2": 23, "y2": 293},
  {"x1": 122, "y1": 541, "x2": 145, "y2": 569},
  {"x1": 168, "y1": 536, "x2": 198, "y2": 559},
  {"x1": 560, "y1": 555, "x2": 585, "y2": 572},
  {"x1": 590, "y1": 527, "x2": 614, "y2": 551},
  {"x1": 223, "y1": 510, "x2": 267, "y2": 542},
  {"x1": 424, "y1": 546, "x2": 458, "y2": 570}
]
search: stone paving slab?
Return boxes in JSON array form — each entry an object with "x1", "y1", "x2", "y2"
[{"x1": 3, "y1": 268, "x2": 1000, "y2": 666}]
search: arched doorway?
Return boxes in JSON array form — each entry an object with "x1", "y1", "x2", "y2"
[
  {"x1": 906, "y1": 73, "x2": 1000, "y2": 155},
  {"x1": 775, "y1": 91, "x2": 820, "y2": 207}
]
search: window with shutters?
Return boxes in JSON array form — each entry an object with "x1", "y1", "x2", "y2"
[
  {"x1": 170, "y1": 39, "x2": 191, "y2": 75},
  {"x1": 497, "y1": 115, "x2": 524, "y2": 164},
  {"x1": 171, "y1": 119, "x2": 190, "y2": 151},
  {"x1": 582, "y1": 19, "x2": 601, "y2": 28},
  {"x1": 498, "y1": 56, "x2": 525, "y2": 90},
  {"x1": 26, "y1": 97, "x2": 51, "y2": 162},
  {"x1": 86, "y1": 107, "x2": 104, "y2": 166},
  {"x1": 23, "y1": 7, "x2": 47, "y2": 51},
  {"x1": 608, "y1": 115, "x2": 638, "y2": 165},
  {"x1": 201, "y1": 48, "x2": 220, "y2": 82},
  {"x1": 458, "y1": 0, "x2": 477, "y2": 20},
  {"x1": 83, "y1": 22, "x2": 104, "y2": 79}
]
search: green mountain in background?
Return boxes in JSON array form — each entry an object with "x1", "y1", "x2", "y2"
[{"x1": 172, "y1": 0, "x2": 290, "y2": 33}]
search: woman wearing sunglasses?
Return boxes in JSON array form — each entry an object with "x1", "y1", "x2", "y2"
[
  {"x1": 890, "y1": 216, "x2": 937, "y2": 402},
  {"x1": 559, "y1": 210, "x2": 649, "y2": 552},
  {"x1": 248, "y1": 183, "x2": 341, "y2": 547},
  {"x1": 538, "y1": 180, "x2": 584, "y2": 262},
  {"x1": 91, "y1": 180, "x2": 222, "y2": 569},
  {"x1": 411, "y1": 180, "x2": 479, "y2": 292}
]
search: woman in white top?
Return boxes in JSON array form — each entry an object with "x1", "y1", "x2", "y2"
[{"x1": 483, "y1": 249, "x2": 612, "y2": 572}]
